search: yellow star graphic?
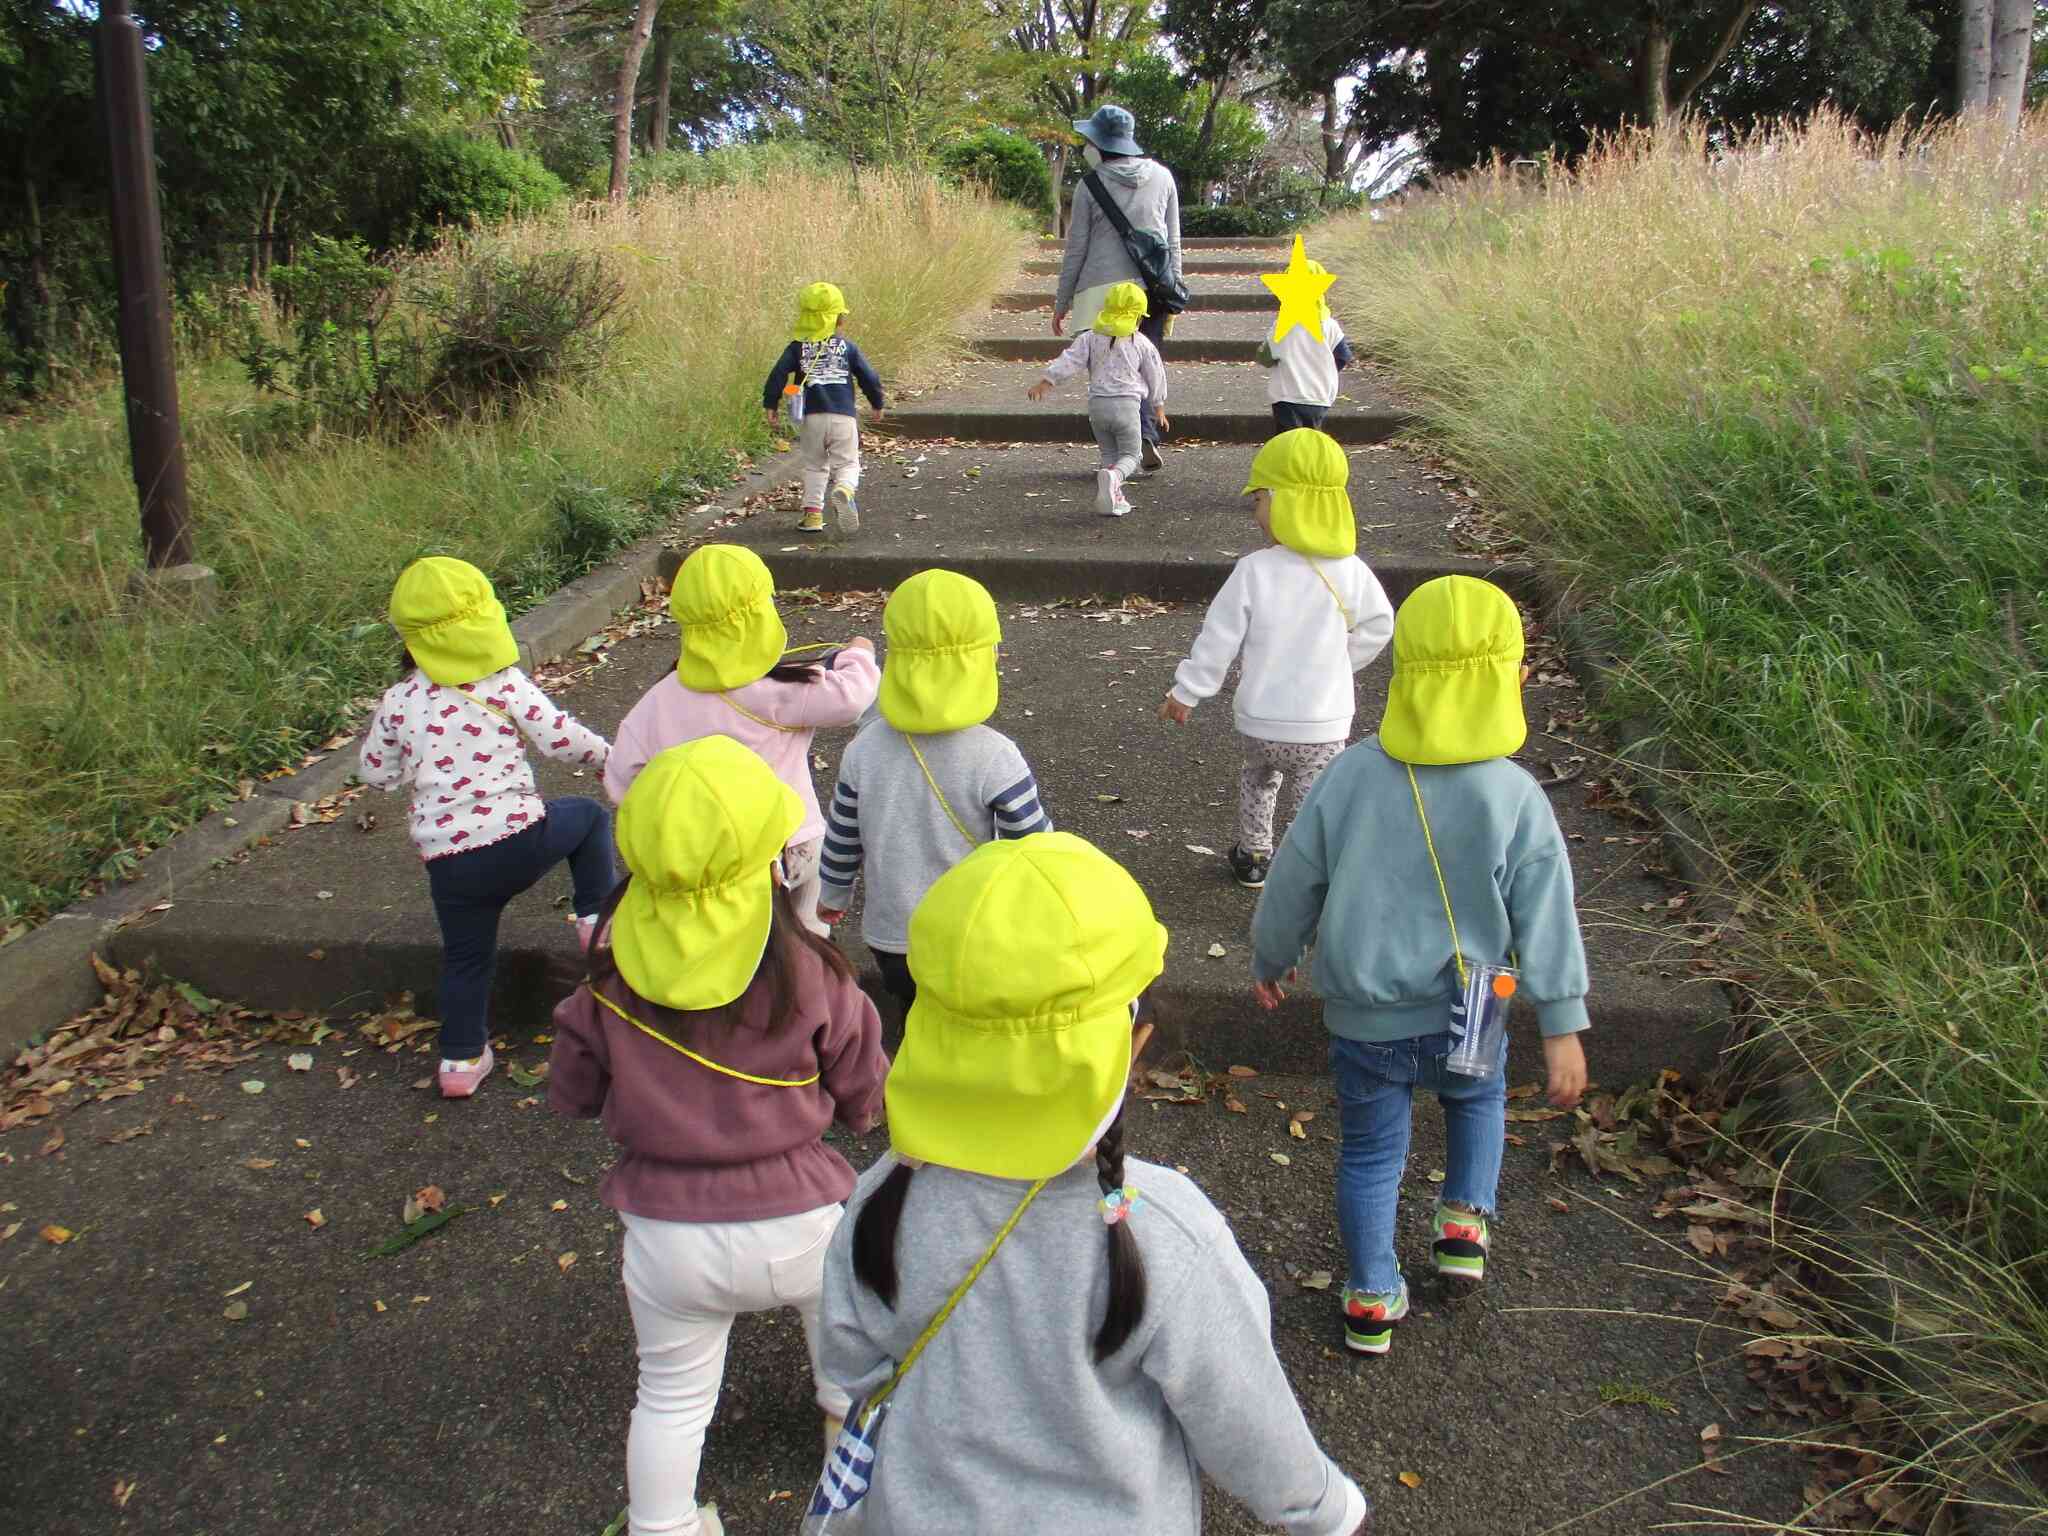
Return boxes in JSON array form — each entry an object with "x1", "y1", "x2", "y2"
[{"x1": 1261, "y1": 234, "x2": 1335, "y2": 346}]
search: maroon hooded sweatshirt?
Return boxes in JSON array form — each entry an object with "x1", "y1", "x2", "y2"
[{"x1": 548, "y1": 948, "x2": 888, "y2": 1224}]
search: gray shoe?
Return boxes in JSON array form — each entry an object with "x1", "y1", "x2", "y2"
[{"x1": 1141, "y1": 440, "x2": 1164, "y2": 472}]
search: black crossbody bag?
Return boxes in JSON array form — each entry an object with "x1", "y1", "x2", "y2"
[{"x1": 1082, "y1": 170, "x2": 1189, "y2": 316}]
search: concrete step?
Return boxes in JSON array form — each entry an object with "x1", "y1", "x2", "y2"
[
  {"x1": 887, "y1": 361, "x2": 1410, "y2": 445},
  {"x1": 1040, "y1": 235, "x2": 1292, "y2": 250},
  {"x1": 966, "y1": 307, "x2": 1278, "y2": 364},
  {"x1": 109, "y1": 599, "x2": 1726, "y2": 1087},
  {"x1": 997, "y1": 289, "x2": 1271, "y2": 314},
  {"x1": 1021, "y1": 257, "x2": 1273, "y2": 277},
  {"x1": 720, "y1": 437, "x2": 1500, "y2": 603}
]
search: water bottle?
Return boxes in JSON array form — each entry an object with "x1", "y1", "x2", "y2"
[
  {"x1": 801, "y1": 1399, "x2": 885, "y2": 1535},
  {"x1": 1444, "y1": 962, "x2": 1516, "y2": 1079},
  {"x1": 784, "y1": 381, "x2": 806, "y2": 428}
]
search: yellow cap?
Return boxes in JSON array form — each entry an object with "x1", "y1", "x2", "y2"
[
  {"x1": 388, "y1": 557, "x2": 519, "y2": 686},
  {"x1": 878, "y1": 570, "x2": 1000, "y2": 734},
  {"x1": 1379, "y1": 576, "x2": 1527, "y2": 765},
  {"x1": 611, "y1": 737, "x2": 804, "y2": 1012},
  {"x1": 887, "y1": 833, "x2": 1167, "y2": 1178},
  {"x1": 670, "y1": 545, "x2": 789, "y2": 692},
  {"x1": 794, "y1": 281, "x2": 849, "y2": 342},
  {"x1": 1092, "y1": 281, "x2": 1149, "y2": 338},
  {"x1": 1243, "y1": 428, "x2": 1356, "y2": 558}
]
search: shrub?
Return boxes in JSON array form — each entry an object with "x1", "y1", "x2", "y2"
[
  {"x1": 359, "y1": 130, "x2": 567, "y2": 253},
  {"x1": 240, "y1": 237, "x2": 426, "y2": 432},
  {"x1": 412, "y1": 247, "x2": 626, "y2": 414},
  {"x1": 1181, "y1": 203, "x2": 1292, "y2": 238},
  {"x1": 936, "y1": 129, "x2": 1054, "y2": 220}
]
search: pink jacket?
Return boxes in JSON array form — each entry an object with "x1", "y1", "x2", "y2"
[
  {"x1": 605, "y1": 647, "x2": 880, "y2": 844},
  {"x1": 548, "y1": 956, "x2": 888, "y2": 1223}
]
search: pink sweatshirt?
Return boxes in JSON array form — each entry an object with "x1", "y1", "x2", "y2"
[
  {"x1": 548, "y1": 956, "x2": 888, "y2": 1223},
  {"x1": 604, "y1": 647, "x2": 880, "y2": 843}
]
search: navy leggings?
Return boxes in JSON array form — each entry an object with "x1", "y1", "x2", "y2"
[
  {"x1": 1271, "y1": 400, "x2": 1329, "y2": 432},
  {"x1": 425, "y1": 797, "x2": 615, "y2": 1058}
]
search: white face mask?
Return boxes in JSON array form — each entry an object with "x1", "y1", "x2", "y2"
[{"x1": 1082, "y1": 143, "x2": 1104, "y2": 169}]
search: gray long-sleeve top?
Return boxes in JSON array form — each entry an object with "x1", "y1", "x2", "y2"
[
  {"x1": 818, "y1": 1154, "x2": 1368, "y2": 1536},
  {"x1": 1054, "y1": 158, "x2": 1185, "y2": 318}
]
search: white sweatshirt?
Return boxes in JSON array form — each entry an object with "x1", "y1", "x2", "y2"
[
  {"x1": 1266, "y1": 315, "x2": 1350, "y2": 409},
  {"x1": 359, "y1": 666, "x2": 610, "y2": 861},
  {"x1": 1042, "y1": 330, "x2": 1167, "y2": 403},
  {"x1": 1170, "y1": 545, "x2": 1395, "y2": 744}
]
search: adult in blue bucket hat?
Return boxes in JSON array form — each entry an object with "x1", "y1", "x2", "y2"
[{"x1": 1055, "y1": 104, "x2": 1183, "y2": 475}]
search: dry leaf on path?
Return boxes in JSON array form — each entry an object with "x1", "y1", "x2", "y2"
[
  {"x1": 1299, "y1": 1270, "x2": 1333, "y2": 1291},
  {"x1": 336, "y1": 1066, "x2": 360, "y2": 1090},
  {"x1": 1227, "y1": 1065, "x2": 1258, "y2": 1078},
  {"x1": 550, "y1": 1199, "x2": 568, "y2": 1212},
  {"x1": 113, "y1": 1478, "x2": 138, "y2": 1509},
  {"x1": 223, "y1": 1281, "x2": 252, "y2": 1298},
  {"x1": 1205, "y1": 942, "x2": 1227, "y2": 958},
  {"x1": 304, "y1": 1209, "x2": 325, "y2": 1229},
  {"x1": 286, "y1": 1053, "x2": 313, "y2": 1072},
  {"x1": 222, "y1": 1300, "x2": 248, "y2": 1321},
  {"x1": 557, "y1": 1251, "x2": 578, "y2": 1272},
  {"x1": 1686, "y1": 1225, "x2": 1720, "y2": 1256},
  {"x1": 240, "y1": 1080, "x2": 266, "y2": 1095},
  {"x1": 402, "y1": 1185, "x2": 446, "y2": 1224},
  {"x1": 1224, "y1": 1095, "x2": 1248, "y2": 1114},
  {"x1": 1185, "y1": 845, "x2": 1216, "y2": 856},
  {"x1": 242, "y1": 1157, "x2": 277, "y2": 1171},
  {"x1": 1398, "y1": 1472, "x2": 1423, "y2": 1489},
  {"x1": 39, "y1": 1224, "x2": 73, "y2": 1244},
  {"x1": 1269, "y1": 1153, "x2": 1292, "y2": 1166},
  {"x1": 1547, "y1": 1196, "x2": 1571, "y2": 1214},
  {"x1": 1288, "y1": 1120, "x2": 1307, "y2": 1140}
]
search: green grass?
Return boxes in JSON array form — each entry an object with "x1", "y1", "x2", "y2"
[
  {"x1": 1317, "y1": 111, "x2": 2048, "y2": 1505},
  {"x1": 0, "y1": 168, "x2": 1026, "y2": 928}
]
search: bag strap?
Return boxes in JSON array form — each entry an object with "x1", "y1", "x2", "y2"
[
  {"x1": 592, "y1": 988, "x2": 821, "y2": 1088},
  {"x1": 716, "y1": 643, "x2": 848, "y2": 734},
  {"x1": 867, "y1": 1176, "x2": 1050, "y2": 1413},
  {"x1": 905, "y1": 735, "x2": 980, "y2": 849},
  {"x1": 1083, "y1": 170, "x2": 1137, "y2": 241},
  {"x1": 1405, "y1": 764, "x2": 1470, "y2": 992},
  {"x1": 1303, "y1": 555, "x2": 1355, "y2": 628}
]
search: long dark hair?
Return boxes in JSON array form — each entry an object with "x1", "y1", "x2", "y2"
[
  {"x1": 851, "y1": 1103, "x2": 1147, "y2": 1361},
  {"x1": 764, "y1": 657, "x2": 826, "y2": 685},
  {"x1": 586, "y1": 871, "x2": 853, "y2": 1029}
]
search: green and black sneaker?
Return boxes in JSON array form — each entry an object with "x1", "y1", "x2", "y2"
[
  {"x1": 1432, "y1": 1202, "x2": 1490, "y2": 1286},
  {"x1": 1340, "y1": 1278, "x2": 1410, "y2": 1355}
]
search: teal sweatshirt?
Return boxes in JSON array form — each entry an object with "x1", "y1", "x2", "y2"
[{"x1": 1250, "y1": 738, "x2": 1591, "y2": 1041}]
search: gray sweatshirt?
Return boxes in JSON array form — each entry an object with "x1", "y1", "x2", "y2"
[
  {"x1": 819, "y1": 1156, "x2": 1368, "y2": 1536},
  {"x1": 819, "y1": 718, "x2": 1051, "y2": 952},
  {"x1": 1055, "y1": 159, "x2": 1185, "y2": 318}
]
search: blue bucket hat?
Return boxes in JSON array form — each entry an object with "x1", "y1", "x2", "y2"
[{"x1": 1074, "y1": 104, "x2": 1143, "y2": 158}]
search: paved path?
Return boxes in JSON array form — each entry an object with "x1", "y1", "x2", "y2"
[{"x1": 1, "y1": 239, "x2": 1812, "y2": 1534}]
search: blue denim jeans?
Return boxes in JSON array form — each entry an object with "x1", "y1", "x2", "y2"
[{"x1": 1330, "y1": 1032, "x2": 1508, "y2": 1294}]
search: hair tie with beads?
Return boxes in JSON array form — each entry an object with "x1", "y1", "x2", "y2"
[{"x1": 1099, "y1": 1185, "x2": 1141, "y2": 1226}]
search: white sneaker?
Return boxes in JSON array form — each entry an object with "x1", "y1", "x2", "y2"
[
  {"x1": 830, "y1": 483, "x2": 860, "y2": 534},
  {"x1": 695, "y1": 1504, "x2": 724, "y2": 1536},
  {"x1": 1098, "y1": 468, "x2": 1128, "y2": 518}
]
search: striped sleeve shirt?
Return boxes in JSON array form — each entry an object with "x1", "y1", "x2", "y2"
[{"x1": 818, "y1": 720, "x2": 1052, "y2": 952}]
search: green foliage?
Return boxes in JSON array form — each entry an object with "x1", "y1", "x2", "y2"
[
  {"x1": 1113, "y1": 52, "x2": 1266, "y2": 192},
  {"x1": 936, "y1": 129, "x2": 1055, "y2": 219},
  {"x1": 414, "y1": 248, "x2": 627, "y2": 414},
  {"x1": 1315, "y1": 114, "x2": 2048, "y2": 1485},
  {"x1": 357, "y1": 132, "x2": 567, "y2": 254},
  {"x1": 1181, "y1": 203, "x2": 1295, "y2": 237},
  {"x1": 576, "y1": 140, "x2": 846, "y2": 201},
  {"x1": 240, "y1": 238, "x2": 420, "y2": 432}
]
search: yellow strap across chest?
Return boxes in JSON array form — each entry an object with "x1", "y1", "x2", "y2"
[{"x1": 592, "y1": 988, "x2": 820, "y2": 1087}]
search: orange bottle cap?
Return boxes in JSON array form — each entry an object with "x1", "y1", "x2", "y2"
[{"x1": 1491, "y1": 973, "x2": 1518, "y2": 999}]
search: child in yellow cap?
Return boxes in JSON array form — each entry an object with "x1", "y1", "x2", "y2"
[
  {"x1": 817, "y1": 569, "x2": 1051, "y2": 1014},
  {"x1": 1158, "y1": 428, "x2": 1394, "y2": 890},
  {"x1": 761, "y1": 282, "x2": 886, "y2": 535},
  {"x1": 606, "y1": 545, "x2": 879, "y2": 934},
  {"x1": 814, "y1": 831, "x2": 1371, "y2": 1536},
  {"x1": 1249, "y1": 575, "x2": 1590, "y2": 1356},
  {"x1": 551, "y1": 736, "x2": 888, "y2": 1536},
  {"x1": 359, "y1": 557, "x2": 614, "y2": 1097},
  {"x1": 1024, "y1": 279, "x2": 1168, "y2": 517},
  {"x1": 1255, "y1": 257, "x2": 1356, "y2": 432}
]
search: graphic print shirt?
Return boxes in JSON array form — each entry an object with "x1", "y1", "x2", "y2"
[
  {"x1": 358, "y1": 666, "x2": 609, "y2": 862},
  {"x1": 761, "y1": 336, "x2": 886, "y2": 419}
]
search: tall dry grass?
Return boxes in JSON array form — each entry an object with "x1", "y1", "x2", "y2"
[
  {"x1": 1317, "y1": 112, "x2": 2048, "y2": 1514},
  {"x1": 0, "y1": 169, "x2": 1027, "y2": 925}
]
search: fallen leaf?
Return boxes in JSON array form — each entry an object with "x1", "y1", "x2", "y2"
[
  {"x1": 1269, "y1": 1153, "x2": 1292, "y2": 1166},
  {"x1": 294, "y1": 1138, "x2": 311, "y2": 1149},
  {"x1": 240, "y1": 1080, "x2": 266, "y2": 1095},
  {"x1": 241, "y1": 1157, "x2": 277, "y2": 1171},
  {"x1": 286, "y1": 1053, "x2": 313, "y2": 1072},
  {"x1": 315, "y1": 890, "x2": 334, "y2": 901},
  {"x1": 1686, "y1": 1225, "x2": 1719, "y2": 1256},
  {"x1": 103, "y1": 1123, "x2": 154, "y2": 1144},
  {"x1": 505, "y1": 1061, "x2": 546, "y2": 1088},
  {"x1": 373, "y1": 1299, "x2": 387, "y2": 1313},
  {"x1": 1427, "y1": 1168, "x2": 1446, "y2": 1183},
  {"x1": 550, "y1": 1199, "x2": 568, "y2": 1212},
  {"x1": 1227, "y1": 1065, "x2": 1258, "y2": 1078},
  {"x1": 557, "y1": 1250, "x2": 578, "y2": 1272},
  {"x1": 1288, "y1": 1119, "x2": 1307, "y2": 1140},
  {"x1": 39, "y1": 1224, "x2": 73, "y2": 1244},
  {"x1": 1291, "y1": 1110, "x2": 1316, "y2": 1124},
  {"x1": 1299, "y1": 1270, "x2": 1333, "y2": 1291},
  {"x1": 222, "y1": 1300, "x2": 248, "y2": 1321},
  {"x1": 402, "y1": 1185, "x2": 446, "y2": 1224},
  {"x1": 1205, "y1": 942, "x2": 1227, "y2": 958},
  {"x1": 113, "y1": 1478, "x2": 138, "y2": 1509},
  {"x1": 1223, "y1": 1095, "x2": 1248, "y2": 1114},
  {"x1": 336, "y1": 1066, "x2": 360, "y2": 1090},
  {"x1": 0, "y1": 1223, "x2": 20, "y2": 1242},
  {"x1": 411, "y1": 1076, "x2": 434, "y2": 1090},
  {"x1": 1547, "y1": 1196, "x2": 1571, "y2": 1214},
  {"x1": 1701, "y1": 1423, "x2": 1722, "y2": 1444},
  {"x1": 488, "y1": 1192, "x2": 507, "y2": 1207},
  {"x1": 223, "y1": 1282, "x2": 252, "y2": 1298},
  {"x1": 1185, "y1": 844, "x2": 1217, "y2": 856},
  {"x1": 1506, "y1": 1106, "x2": 1566, "y2": 1122},
  {"x1": 1398, "y1": 1471, "x2": 1423, "y2": 1489},
  {"x1": 39, "y1": 1125, "x2": 64, "y2": 1156},
  {"x1": 1507, "y1": 1083, "x2": 1542, "y2": 1100}
]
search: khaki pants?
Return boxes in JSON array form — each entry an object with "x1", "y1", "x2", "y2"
[{"x1": 799, "y1": 413, "x2": 861, "y2": 508}]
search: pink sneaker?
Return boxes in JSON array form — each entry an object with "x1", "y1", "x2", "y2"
[
  {"x1": 438, "y1": 1043, "x2": 495, "y2": 1098},
  {"x1": 576, "y1": 914, "x2": 600, "y2": 953}
]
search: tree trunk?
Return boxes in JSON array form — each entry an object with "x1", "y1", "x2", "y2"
[
  {"x1": 1958, "y1": 0, "x2": 1993, "y2": 112},
  {"x1": 1048, "y1": 141, "x2": 1069, "y2": 236},
  {"x1": 23, "y1": 168, "x2": 54, "y2": 365},
  {"x1": 1637, "y1": 18, "x2": 1675, "y2": 128},
  {"x1": 609, "y1": 0, "x2": 664, "y2": 203},
  {"x1": 1989, "y1": 0, "x2": 2033, "y2": 128},
  {"x1": 648, "y1": 19, "x2": 675, "y2": 156},
  {"x1": 1320, "y1": 82, "x2": 1345, "y2": 188}
]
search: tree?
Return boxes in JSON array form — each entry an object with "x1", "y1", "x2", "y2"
[
  {"x1": 1958, "y1": 0, "x2": 1992, "y2": 109},
  {"x1": 1159, "y1": 0, "x2": 1270, "y2": 175},
  {"x1": 989, "y1": 0, "x2": 1154, "y2": 229},
  {"x1": 1112, "y1": 50, "x2": 1267, "y2": 199},
  {"x1": 610, "y1": 0, "x2": 663, "y2": 199},
  {"x1": 1987, "y1": 0, "x2": 2035, "y2": 126}
]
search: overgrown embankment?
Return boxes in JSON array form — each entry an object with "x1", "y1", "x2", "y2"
[
  {"x1": 1320, "y1": 114, "x2": 2048, "y2": 1506},
  {"x1": 0, "y1": 170, "x2": 1024, "y2": 928}
]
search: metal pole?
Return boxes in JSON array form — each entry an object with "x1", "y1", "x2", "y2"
[{"x1": 98, "y1": 0, "x2": 194, "y2": 570}]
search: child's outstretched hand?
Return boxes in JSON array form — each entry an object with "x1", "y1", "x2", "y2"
[
  {"x1": 1157, "y1": 693, "x2": 1191, "y2": 724},
  {"x1": 846, "y1": 635, "x2": 875, "y2": 653},
  {"x1": 1155, "y1": 407, "x2": 1170, "y2": 433},
  {"x1": 1025, "y1": 379, "x2": 1053, "y2": 402},
  {"x1": 763, "y1": 407, "x2": 779, "y2": 431},
  {"x1": 1252, "y1": 970, "x2": 1296, "y2": 1011},
  {"x1": 817, "y1": 907, "x2": 847, "y2": 927},
  {"x1": 1542, "y1": 1032, "x2": 1588, "y2": 1109}
]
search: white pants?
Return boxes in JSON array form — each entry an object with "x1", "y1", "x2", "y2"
[
  {"x1": 799, "y1": 414, "x2": 861, "y2": 508},
  {"x1": 783, "y1": 835, "x2": 828, "y2": 938},
  {"x1": 621, "y1": 1205, "x2": 851, "y2": 1536}
]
